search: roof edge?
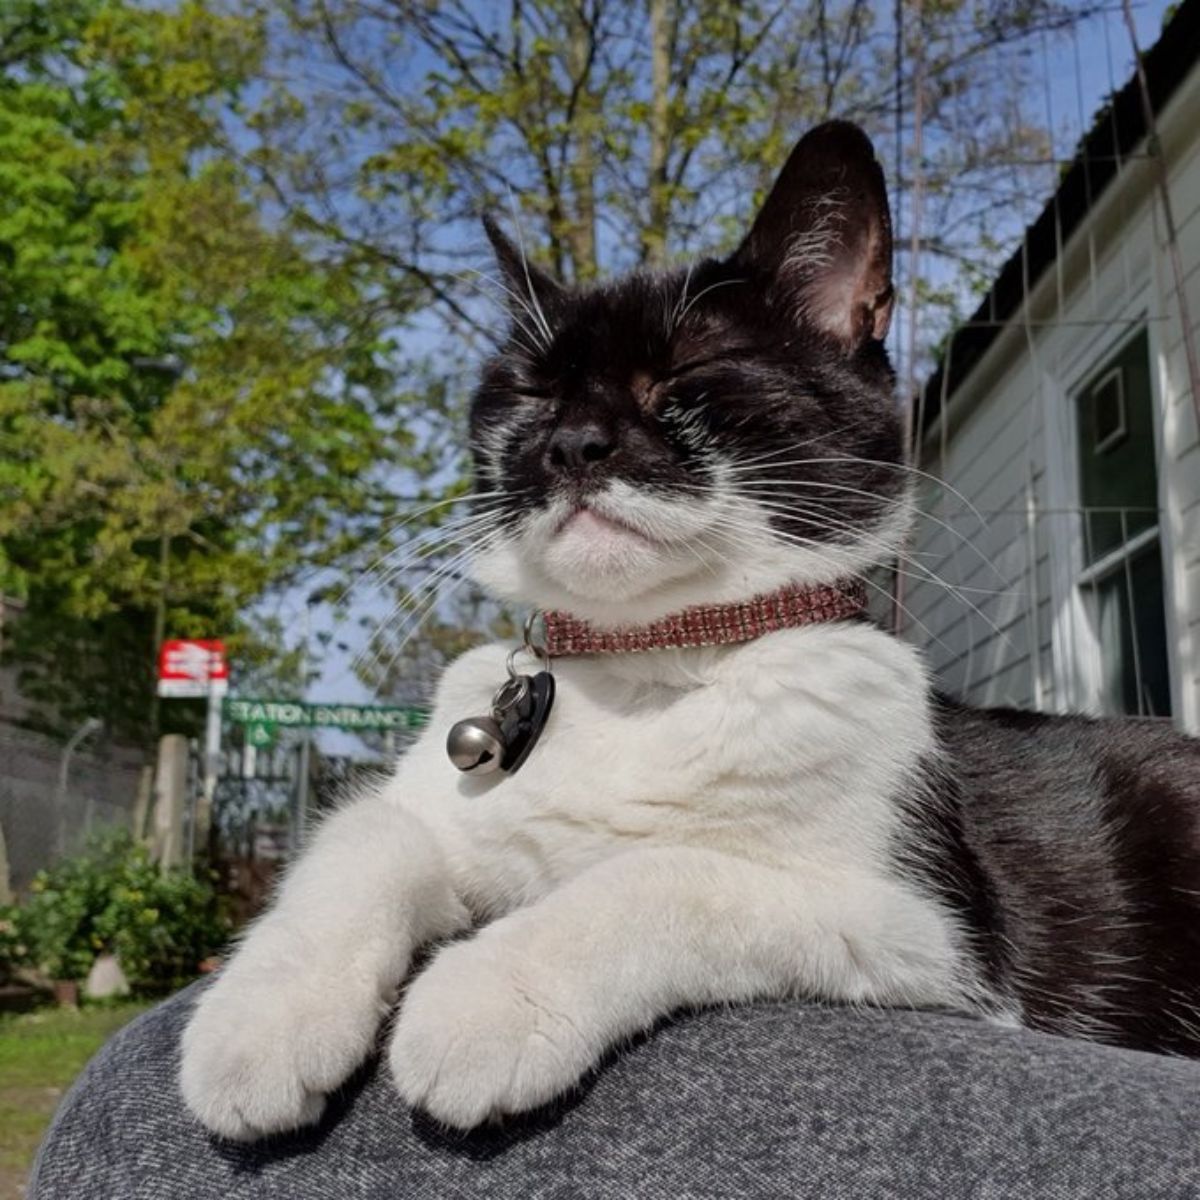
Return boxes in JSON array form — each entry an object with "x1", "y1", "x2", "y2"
[{"x1": 918, "y1": 0, "x2": 1199, "y2": 441}]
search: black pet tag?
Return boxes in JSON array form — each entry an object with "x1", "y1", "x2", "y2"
[
  {"x1": 445, "y1": 615, "x2": 555, "y2": 778},
  {"x1": 497, "y1": 670, "x2": 555, "y2": 774}
]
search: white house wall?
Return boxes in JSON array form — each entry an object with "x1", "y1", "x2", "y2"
[
  {"x1": 1164, "y1": 122, "x2": 1200, "y2": 733},
  {"x1": 910, "y1": 61, "x2": 1200, "y2": 732},
  {"x1": 909, "y1": 355, "x2": 1057, "y2": 710}
]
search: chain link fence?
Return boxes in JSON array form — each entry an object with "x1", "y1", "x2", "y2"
[
  {"x1": 0, "y1": 715, "x2": 394, "y2": 903},
  {"x1": 0, "y1": 720, "x2": 147, "y2": 897}
]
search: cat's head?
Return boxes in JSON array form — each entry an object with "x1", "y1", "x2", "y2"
[{"x1": 468, "y1": 120, "x2": 908, "y2": 627}]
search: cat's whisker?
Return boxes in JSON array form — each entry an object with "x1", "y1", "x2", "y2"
[
  {"x1": 715, "y1": 496, "x2": 1018, "y2": 649},
  {"x1": 729, "y1": 475, "x2": 1005, "y2": 587},
  {"x1": 453, "y1": 269, "x2": 551, "y2": 353},
  {"x1": 698, "y1": 496, "x2": 1007, "y2": 646},
  {"x1": 721, "y1": 453, "x2": 991, "y2": 536},
  {"x1": 668, "y1": 262, "x2": 695, "y2": 334},
  {"x1": 354, "y1": 544, "x2": 483, "y2": 680},
  {"x1": 376, "y1": 507, "x2": 511, "y2": 596},
  {"x1": 331, "y1": 496, "x2": 513, "y2": 611},
  {"x1": 504, "y1": 195, "x2": 555, "y2": 346},
  {"x1": 691, "y1": 527, "x2": 737, "y2": 578},
  {"x1": 348, "y1": 501, "x2": 516, "y2": 650},
  {"x1": 735, "y1": 494, "x2": 1018, "y2": 599},
  {"x1": 363, "y1": 517, "x2": 506, "y2": 602},
  {"x1": 374, "y1": 490, "x2": 512, "y2": 533},
  {"x1": 368, "y1": 504, "x2": 512, "y2": 572},
  {"x1": 720, "y1": 423, "x2": 870, "y2": 470},
  {"x1": 700, "y1": 515, "x2": 953, "y2": 657},
  {"x1": 353, "y1": 504, "x2": 517, "y2": 599},
  {"x1": 381, "y1": 526, "x2": 511, "y2": 661},
  {"x1": 354, "y1": 528, "x2": 507, "y2": 686},
  {"x1": 675, "y1": 276, "x2": 747, "y2": 325}
]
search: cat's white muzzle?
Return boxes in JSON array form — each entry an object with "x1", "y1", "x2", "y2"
[
  {"x1": 471, "y1": 475, "x2": 913, "y2": 628},
  {"x1": 536, "y1": 482, "x2": 710, "y2": 601}
]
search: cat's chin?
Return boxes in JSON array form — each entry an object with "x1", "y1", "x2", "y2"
[
  {"x1": 472, "y1": 528, "x2": 865, "y2": 629},
  {"x1": 542, "y1": 508, "x2": 697, "y2": 596},
  {"x1": 470, "y1": 484, "x2": 720, "y2": 622},
  {"x1": 471, "y1": 525, "x2": 704, "y2": 623},
  {"x1": 470, "y1": 488, "x2": 914, "y2": 629}
]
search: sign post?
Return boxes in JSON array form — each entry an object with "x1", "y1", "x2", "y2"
[
  {"x1": 157, "y1": 640, "x2": 229, "y2": 857},
  {"x1": 294, "y1": 735, "x2": 311, "y2": 854}
]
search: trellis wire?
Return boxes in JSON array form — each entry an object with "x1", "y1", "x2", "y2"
[{"x1": 900, "y1": 0, "x2": 1192, "y2": 724}]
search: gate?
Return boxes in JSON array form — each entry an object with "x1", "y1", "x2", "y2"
[
  {"x1": 199, "y1": 742, "x2": 394, "y2": 863},
  {"x1": 195, "y1": 741, "x2": 393, "y2": 922}
]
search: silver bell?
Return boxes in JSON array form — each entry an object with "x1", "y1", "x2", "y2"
[{"x1": 447, "y1": 715, "x2": 506, "y2": 774}]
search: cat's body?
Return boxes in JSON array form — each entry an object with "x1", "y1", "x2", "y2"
[
  {"x1": 930, "y1": 701, "x2": 1200, "y2": 1051},
  {"x1": 180, "y1": 121, "x2": 1200, "y2": 1141}
]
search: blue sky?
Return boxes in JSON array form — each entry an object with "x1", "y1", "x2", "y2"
[{"x1": 258, "y1": 0, "x2": 1177, "y2": 757}]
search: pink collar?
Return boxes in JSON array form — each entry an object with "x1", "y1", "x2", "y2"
[{"x1": 542, "y1": 580, "x2": 867, "y2": 657}]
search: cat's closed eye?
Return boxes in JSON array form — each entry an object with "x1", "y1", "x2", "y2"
[
  {"x1": 629, "y1": 368, "x2": 662, "y2": 410},
  {"x1": 664, "y1": 353, "x2": 740, "y2": 379}
]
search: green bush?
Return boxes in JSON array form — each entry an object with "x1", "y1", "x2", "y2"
[
  {"x1": 0, "y1": 904, "x2": 31, "y2": 983},
  {"x1": 14, "y1": 830, "x2": 231, "y2": 993}
]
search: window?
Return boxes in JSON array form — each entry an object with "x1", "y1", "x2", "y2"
[
  {"x1": 1074, "y1": 330, "x2": 1171, "y2": 717},
  {"x1": 1089, "y1": 367, "x2": 1127, "y2": 453}
]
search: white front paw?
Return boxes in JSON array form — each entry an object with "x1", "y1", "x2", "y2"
[
  {"x1": 181, "y1": 972, "x2": 386, "y2": 1141},
  {"x1": 389, "y1": 940, "x2": 597, "y2": 1129}
]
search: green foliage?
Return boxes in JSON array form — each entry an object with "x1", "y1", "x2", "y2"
[
  {"x1": 0, "y1": 905, "x2": 30, "y2": 984},
  {"x1": 0, "y1": 0, "x2": 1095, "y2": 724},
  {"x1": 8, "y1": 830, "x2": 230, "y2": 991},
  {"x1": 0, "y1": 0, "x2": 425, "y2": 744}
]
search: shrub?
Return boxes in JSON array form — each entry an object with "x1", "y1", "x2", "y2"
[
  {"x1": 0, "y1": 903, "x2": 31, "y2": 983},
  {"x1": 17, "y1": 830, "x2": 231, "y2": 993}
]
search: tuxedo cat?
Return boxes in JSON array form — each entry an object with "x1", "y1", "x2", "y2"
[{"x1": 181, "y1": 121, "x2": 1200, "y2": 1140}]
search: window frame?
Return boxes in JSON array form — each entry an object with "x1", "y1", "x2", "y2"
[
  {"x1": 1052, "y1": 319, "x2": 1175, "y2": 718},
  {"x1": 1087, "y1": 365, "x2": 1128, "y2": 455}
]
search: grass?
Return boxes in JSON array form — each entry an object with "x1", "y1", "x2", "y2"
[{"x1": 0, "y1": 1001, "x2": 153, "y2": 1200}]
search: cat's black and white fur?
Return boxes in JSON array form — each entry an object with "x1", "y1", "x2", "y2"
[{"x1": 181, "y1": 122, "x2": 1200, "y2": 1140}]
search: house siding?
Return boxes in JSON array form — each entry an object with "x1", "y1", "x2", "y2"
[
  {"x1": 910, "y1": 57, "x2": 1200, "y2": 733},
  {"x1": 1149, "y1": 65, "x2": 1200, "y2": 734}
]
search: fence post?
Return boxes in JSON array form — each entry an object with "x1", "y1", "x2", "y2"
[
  {"x1": 0, "y1": 821, "x2": 11, "y2": 903},
  {"x1": 131, "y1": 764, "x2": 154, "y2": 844},
  {"x1": 151, "y1": 734, "x2": 188, "y2": 868}
]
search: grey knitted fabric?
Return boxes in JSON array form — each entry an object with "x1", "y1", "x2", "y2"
[{"x1": 31, "y1": 981, "x2": 1200, "y2": 1199}]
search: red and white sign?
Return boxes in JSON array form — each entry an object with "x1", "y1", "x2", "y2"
[{"x1": 157, "y1": 639, "x2": 229, "y2": 699}]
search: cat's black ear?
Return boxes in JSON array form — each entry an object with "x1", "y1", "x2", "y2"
[
  {"x1": 481, "y1": 213, "x2": 564, "y2": 315},
  {"x1": 732, "y1": 121, "x2": 893, "y2": 347}
]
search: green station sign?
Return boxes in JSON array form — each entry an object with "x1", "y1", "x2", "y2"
[{"x1": 224, "y1": 698, "x2": 429, "y2": 747}]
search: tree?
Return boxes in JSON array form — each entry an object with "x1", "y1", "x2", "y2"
[
  {"x1": 0, "y1": 0, "x2": 427, "y2": 747},
  {"x1": 0, "y1": 1, "x2": 1104, "y2": 729},
  {"x1": 233, "y1": 0, "x2": 1091, "y2": 696},
  {"x1": 253, "y1": 1, "x2": 1087, "y2": 297}
]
